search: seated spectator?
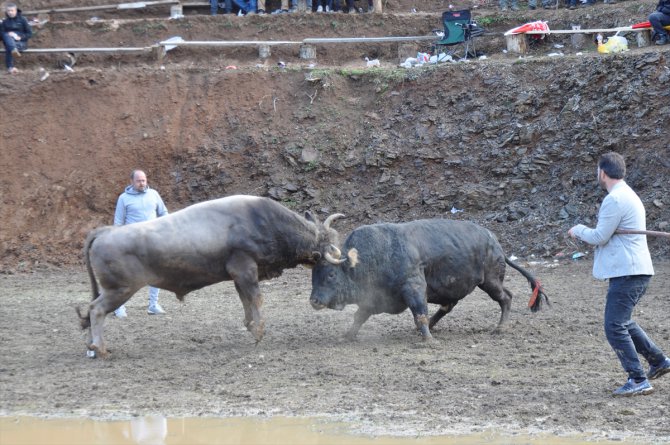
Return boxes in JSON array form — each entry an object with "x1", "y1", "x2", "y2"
[
  {"x1": 210, "y1": 0, "x2": 232, "y2": 15},
  {"x1": 649, "y1": 0, "x2": 670, "y2": 45},
  {"x1": 1, "y1": 2, "x2": 31, "y2": 74},
  {"x1": 232, "y1": 0, "x2": 257, "y2": 15}
]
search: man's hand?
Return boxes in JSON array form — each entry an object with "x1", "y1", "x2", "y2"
[
  {"x1": 9, "y1": 32, "x2": 20, "y2": 41},
  {"x1": 568, "y1": 227, "x2": 578, "y2": 239}
]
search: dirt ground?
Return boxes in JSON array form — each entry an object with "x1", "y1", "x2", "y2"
[
  {"x1": 0, "y1": 259, "x2": 669, "y2": 443},
  {"x1": 1, "y1": 0, "x2": 670, "y2": 443}
]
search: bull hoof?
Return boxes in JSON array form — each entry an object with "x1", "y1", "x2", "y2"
[
  {"x1": 252, "y1": 320, "x2": 265, "y2": 342},
  {"x1": 341, "y1": 334, "x2": 358, "y2": 342},
  {"x1": 90, "y1": 344, "x2": 110, "y2": 359}
]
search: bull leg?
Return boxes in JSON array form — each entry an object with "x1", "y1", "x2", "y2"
[
  {"x1": 401, "y1": 276, "x2": 432, "y2": 341},
  {"x1": 226, "y1": 252, "x2": 265, "y2": 343},
  {"x1": 479, "y1": 282, "x2": 513, "y2": 332},
  {"x1": 234, "y1": 282, "x2": 254, "y2": 330},
  {"x1": 429, "y1": 302, "x2": 457, "y2": 330},
  {"x1": 88, "y1": 287, "x2": 135, "y2": 358},
  {"x1": 345, "y1": 308, "x2": 372, "y2": 340}
]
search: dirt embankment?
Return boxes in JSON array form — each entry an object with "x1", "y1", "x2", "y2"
[{"x1": 1, "y1": 0, "x2": 668, "y2": 273}]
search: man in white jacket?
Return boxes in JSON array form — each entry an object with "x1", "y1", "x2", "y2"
[
  {"x1": 113, "y1": 169, "x2": 169, "y2": 318},
  {"x1": 569, "y1": 152, "x2": 670, "y2": 397}
]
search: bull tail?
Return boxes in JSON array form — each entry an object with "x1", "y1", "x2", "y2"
[
  {"x1": 77, "y1": 227, "x2": 106, "y2": 330},
  {"x1": 505, "y1": 257, "x2": 550, "y2": 312}
]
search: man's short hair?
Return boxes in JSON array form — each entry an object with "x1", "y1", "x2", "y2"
[
  {"x1": 599, "y1": 152, "x2": 626, "y2": 180},
  {"x1": 130, "y1": 169, "x2": 145, "y2": 180},
  {"x1": 5, "y1": 3, "x2": 18, "y2": 9}
]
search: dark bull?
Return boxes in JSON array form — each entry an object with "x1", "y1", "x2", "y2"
[{"x1": 310, "y1": 218, "x2": 549, "y2": 340}]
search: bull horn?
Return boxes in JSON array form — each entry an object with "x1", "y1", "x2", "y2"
[
  {"x1": 323, "y1": 213, "x2": 345, "y2": 230},
  {"x1": 325, "y1": 251, "x2": 347, "y2": 265},
  {"x1": 325, "y1": 244, "x2": 346, "y2": 264}
]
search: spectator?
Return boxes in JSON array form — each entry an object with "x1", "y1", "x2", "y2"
[
  {"x1": 210, "y1": 0, "x2": 232, "y2": 15},
  {"x1": 649, "y1": 0, "x2": 670, "y2": 45},
  {"x1": 499, "y1": 0, "x2": 519, "y2": 11},
  {"x1": 232, "y1": 0, "x2": 257, "y2": 15},
  {"x1": 1, "y1": 2, "x2": 31, "y2": 74},
  {"x1": 527, "y1": 0, "x2": 555, "y2": 10},
  {"x1": 272, "y1": 0, "x2": 312, "y2": 13},
  {"x1": 568, "y1": 152, "x2": 670, "y2": 397},
  {"x1": 323, "y1": 0, "x2": 341, "y2": 12},
  {"x1": 113, "y1": 170, "x2": 169, "y2": 318},
  {"x1": 345, "y1": 0, "x2": 373, "y2": 13}
]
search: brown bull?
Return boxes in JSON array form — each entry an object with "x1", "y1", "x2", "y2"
[{"x1": 77, "y1": 195, "x2": 342, "y2": 358}]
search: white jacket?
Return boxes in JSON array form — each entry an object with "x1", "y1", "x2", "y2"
[{"x1": 571, "y1": 181, "x2": 654, "y2": 280}]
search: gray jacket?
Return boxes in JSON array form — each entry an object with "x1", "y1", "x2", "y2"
[{"x1": 571, "y1": 181, "x2": 654, "y2": 280}]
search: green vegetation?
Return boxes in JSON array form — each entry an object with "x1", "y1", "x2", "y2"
[{"x1": 131, "y1": 21, "x2": 168, "y2": 36}]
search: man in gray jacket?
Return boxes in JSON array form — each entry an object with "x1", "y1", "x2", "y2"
[
  {"x1": 569, "y1": 152, "x2": 670, "y2": 396},
  {"x1": 113, "y1": 169, "x2": 169, "y2": 318}
]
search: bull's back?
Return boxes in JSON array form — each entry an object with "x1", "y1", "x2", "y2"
[{"x1": 346, "y1": 219, "x2": 504, "y2": 297}]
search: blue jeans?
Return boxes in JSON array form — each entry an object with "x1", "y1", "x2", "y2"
[
  {"x1": 2, "y1": 34, "x2": 27, "y2": 69},
  {"x1": 210, "y1": 0, "x2": 232, "y2": 14},
  {"x1": 233, "y1": 0, "x2": 256, "y2": 13},
  {"x1": 605, "y1": 275, "x2": 665, "y2": 381},
  {"x1": 649, "y1": 12, "x2": 670, "y2": 38}
]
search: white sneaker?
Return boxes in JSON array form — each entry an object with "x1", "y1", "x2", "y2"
[
  {"x1": 114, "y1": 306, "x2": 127, "y2": 318},
  {"x1": 317, "y1": 5, "x2": 323, "y2": 12},
  {"x1": 147, "y1": 304, "x2": 166, "y2": 315},
  {"x1": 325, "y1": 5, "x2": 330, "y2": 12}
]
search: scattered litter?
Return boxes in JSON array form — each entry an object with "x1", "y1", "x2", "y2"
[
  {"x1": 411, "y1": 8, "x2": 417, "y2": 13},
  {"x1": 596, "y1": 34, "x2": 628, "y2": 53},
  {"x1": 478, "y1": 55, "x2": 487, "y2": 60},
  {"x1": 307, "y1": 62, "x2": 317, "y2": 68},
  {"x1": 86, "y1": 350, "x2": 96, "y2": 358},
  {"x1": 547, "y1": 52, "x2": 564, "y2": 57},
  {"x1": 365, "y1": 56, "x2": 380, "y2": 68},
  {"x1": 502, "y1": 49, "x2": 508, "y2": 53},
  {"x1": 38, "y1": 67, "x2": 49, "y2": 81},
  {"x1": 576, "y1": 52, "x2": 583, "y2": 56},
  {"x1": 63, "y1": 64, "x2": 74, "y2": 72},
  {"x1": 572, "y1": 252, "x2": 586, "y2": 260},
  {"x1": 160, "y1": 65, "x2": 165, "y2": 70},
  {"x1": 553, "y1": 43, "x2": 564, "y2": 48},
  {"x1": 225, "y1": 65, "x2": 237, "y2": 70},
  {"x1": 89, "y1": 16, "x2": 100, "y2": 22},
  {"x1": 277, "y1": 61, "x2": 286, "y2": 68},
  {"x1": 450, "y1": 206, "x2": 464, "y2": 214},
  {"x1": 509, "y1": 255, "x2": 518, "y2": 261}
]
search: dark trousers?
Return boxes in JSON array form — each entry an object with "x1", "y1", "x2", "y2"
[
  {"x1": 210, "y1": 0, "x2": 232, "y2": 14},
  {"x1": 605, "y1": 275, "x2": 665, "y2": 381},
  {"x1": 649, "y1": 11, "x2": 670, "y2": 38},
  {"x1": 2, "y1": 34, "x2": 27, "y2": 69}
]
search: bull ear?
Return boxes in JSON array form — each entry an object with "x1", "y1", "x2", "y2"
[
  {"x1": 347, "y1": 248, "x2": 359, "y2": 268},
  {"x1": 311, "y1": 251, "x2": 322, "y2": 261}
]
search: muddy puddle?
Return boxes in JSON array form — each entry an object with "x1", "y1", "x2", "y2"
[{"x1": 0, "y1": 416, "x2": 640, "y2": 445}]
